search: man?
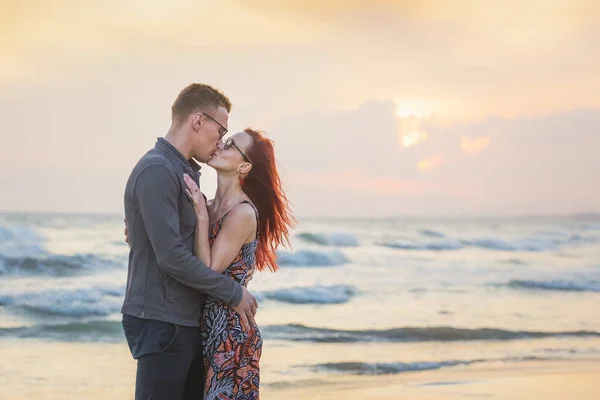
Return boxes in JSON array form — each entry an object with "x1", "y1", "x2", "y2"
[{"x1": 122, "y1": 83, "x2": 258, "y2": 400}]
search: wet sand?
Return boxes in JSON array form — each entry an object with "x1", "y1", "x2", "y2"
[{"x1": 1, "y1": 339, "x2": 599, "y2": 399}]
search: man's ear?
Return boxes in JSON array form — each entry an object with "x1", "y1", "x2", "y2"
[{"x1": 192, "y1": 113, "x2": 203, "y2": 132}]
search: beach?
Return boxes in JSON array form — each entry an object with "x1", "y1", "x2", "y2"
[{"x1": 1, "y1": 338, "x2": 599, "y2": 399}]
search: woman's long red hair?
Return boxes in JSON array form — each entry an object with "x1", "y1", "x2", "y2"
[{"x1": 242, "y1": 128, "x2": 295, "y2": 272}]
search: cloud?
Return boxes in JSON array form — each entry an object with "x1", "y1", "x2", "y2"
[
  {"x1": 271, "y1": 101, "x2": 415, "y2": 177},
  {"x1": 461, "y1": 136, "x2": 491, "y2": 155},
  {"x1": 270, "y1": 102, "x2": 600, "y2": 215}
]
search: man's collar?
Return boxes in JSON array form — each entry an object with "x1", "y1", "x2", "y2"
[
  {"x1": 156, "y1": 137, "x2": 202, "y2": 172},
  {"x1": 188, "y1": 158, "x2": 202, "y2": 172}
]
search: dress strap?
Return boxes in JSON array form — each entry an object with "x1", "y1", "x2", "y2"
[{"x1": 240, "y1": 200, "x2": 260, "y2": 239}]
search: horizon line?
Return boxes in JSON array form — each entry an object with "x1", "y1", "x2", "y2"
[{"x1": 1, "y1": 209, "x2": 599, "y2": 220}]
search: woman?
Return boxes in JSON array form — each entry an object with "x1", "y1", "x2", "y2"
[{"x1": 183, "y1": 127, "x2": 294, "y2": 400}]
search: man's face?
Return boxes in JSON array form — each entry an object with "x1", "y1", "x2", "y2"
[{"x1": 191, "y1": 106, "x2": 229, "y2": 163}]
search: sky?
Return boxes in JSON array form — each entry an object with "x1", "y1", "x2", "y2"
[{"x1": 1, "y1": 0, "x2": 599, "y2": 217}]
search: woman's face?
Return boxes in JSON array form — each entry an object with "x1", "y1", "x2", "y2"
[{"x1": 207, "y1": 131, "x2": 253, "y2": 172}]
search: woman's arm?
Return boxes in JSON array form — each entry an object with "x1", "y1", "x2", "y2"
[
  {"x1": 206, "y1": 204, "x2": 256, "y2": 273},
  {"x1": 184, "y1": 174, "x2": 256, "y2": 273}
]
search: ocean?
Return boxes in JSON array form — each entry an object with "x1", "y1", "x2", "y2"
[{"x1": 1, "y1": 212, "x2": 600, "y2": 388}]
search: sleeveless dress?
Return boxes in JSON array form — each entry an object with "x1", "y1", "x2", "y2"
[{"x1": 200, "y1": 201, "x2": 262, "y2": 400}]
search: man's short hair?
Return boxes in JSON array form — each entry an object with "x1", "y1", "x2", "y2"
[{"x1": 171, "y1": 83, "x2": 232, "y2": 122}]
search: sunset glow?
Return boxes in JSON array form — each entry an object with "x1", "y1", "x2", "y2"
[{"x1": 0, "y1": 0, "x2": 598, "y2": 216}]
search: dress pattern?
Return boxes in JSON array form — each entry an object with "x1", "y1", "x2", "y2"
[{"x1": 200, "y1": 201, "x2": 262, "y2": 400}]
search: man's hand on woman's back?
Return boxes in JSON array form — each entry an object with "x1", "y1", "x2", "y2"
[{"x1": 232, "y1": 287, "x2": 258, "y2": 332}]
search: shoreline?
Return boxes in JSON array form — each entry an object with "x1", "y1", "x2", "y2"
[
  {"x1": 1, "y1": 339, "x2": 599, "y2": 399},
  {"x1": 263, "y1": 359, "x2": 600, "y2": 399}
]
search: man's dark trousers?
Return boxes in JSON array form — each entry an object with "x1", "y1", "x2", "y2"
[{"x1": 123, "y1": 315, "x2": 205, "y2": 400}]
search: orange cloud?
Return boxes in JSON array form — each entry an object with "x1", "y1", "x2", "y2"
[
  {"x1": 461, "y1": 136, "x2": 491, "y2": 154},
  {"x1": 418, "y1": 155, "x2": 444, "y2": 172}
]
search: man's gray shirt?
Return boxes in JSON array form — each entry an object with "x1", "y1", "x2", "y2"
[{"x1": 121, "y1": 137, "x2": 242, "y2": 327}]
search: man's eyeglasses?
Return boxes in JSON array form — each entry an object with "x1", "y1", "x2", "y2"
[
  {"x1": 202, "y1": 113, "x2": 228, "y2": 139},
  {"x1": 224, "y1": 138, "x2": 251, "y2": 163}
]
